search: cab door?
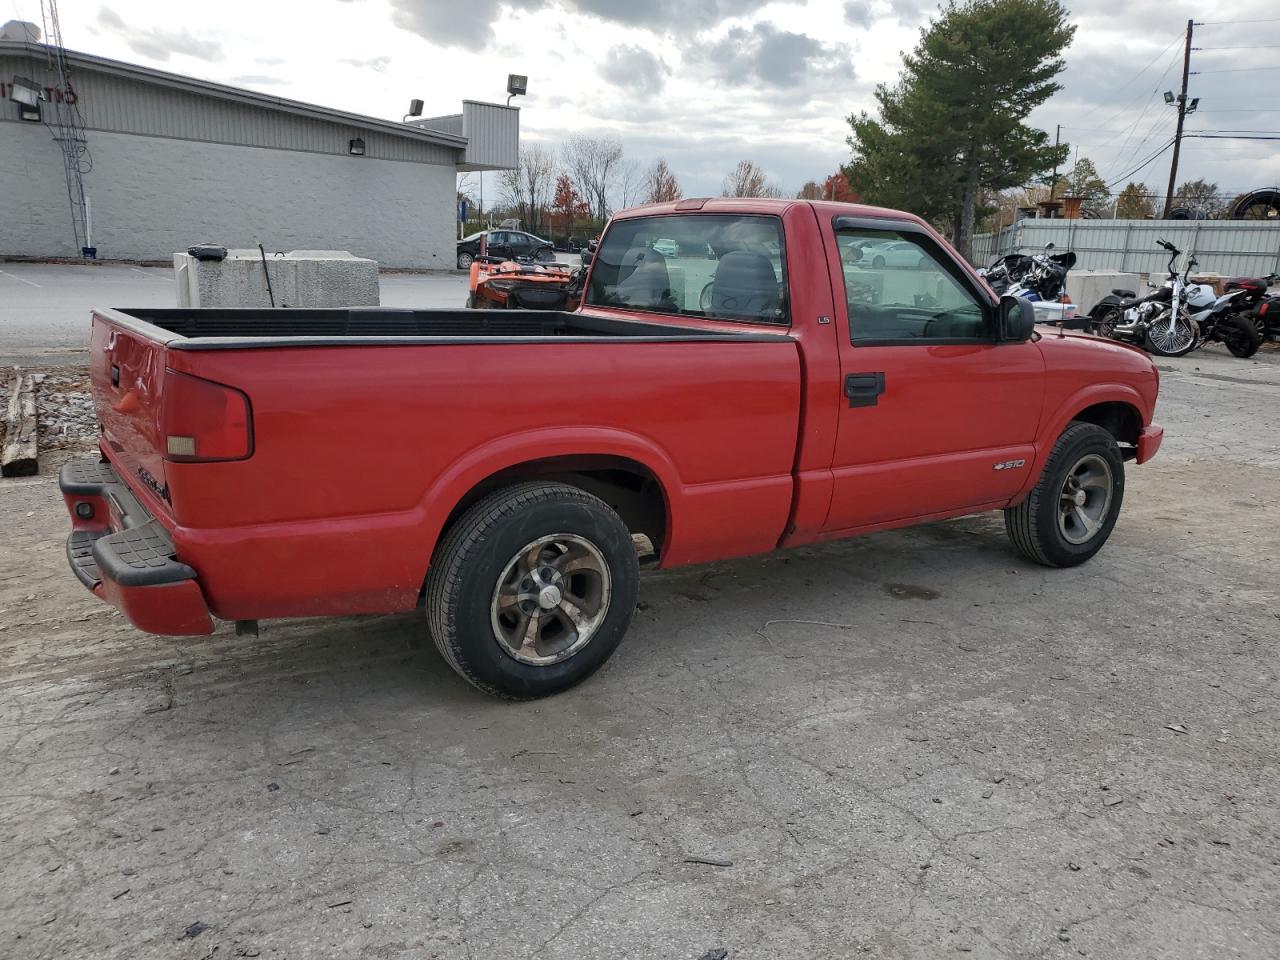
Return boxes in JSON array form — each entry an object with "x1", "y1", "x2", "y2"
[{"x1": 822, "y1": 218, "x2": 1045, "y2": 534}]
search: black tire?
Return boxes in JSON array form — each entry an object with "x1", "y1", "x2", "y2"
[
  {"x1": 1219, "y1": 314, "x2": 1261, "y2": 358},
  {"x1": 1090, "y1": 306, "x2": 1122, "y2": 339},
  {"x1": 872, "y1": 255, "x2": 886, "y2": 269},
  {"x1": 424, "y1": 482, "x2": 639, "y2": 699},
  {"x1": 457, "y1": 251, "x2": 474, "y2": 270},
  {"x1": 1004, "y1": 423, "x2": 1125, "y2": 568}
]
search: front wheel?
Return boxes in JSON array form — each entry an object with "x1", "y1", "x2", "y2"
[
  {"x1": 457, "y1": 251, "x2": 474, "y2": 270},
  {"x1": 1145, "y1": 310, "x2": 1198, "y2": 356},
  {"x1": 425, "y1": 482, "x2": 639, "y2": 698},
  {"x1": 1004, "y1": 422, "x2": 1125, "y2": 568}
]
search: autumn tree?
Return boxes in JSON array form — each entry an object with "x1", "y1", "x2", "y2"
[
  {"x1": 1061, "y1": 157, "x2": 1109, "y2": 217},
  {"x1": 797, "y1": 181, "x2": 823, "y2": 199},
  {"x1": 722, "y1": 160, "x2": 782, "y2": 198},
  {"x1": 644, "y1": 158, "x2": 682, "y2": 203},
  {"x1": 551, "y1": 174, "x2": 589, "y2": 238},
  {"x1": 845, "y1": 0, "x2": 1074, "y2": 259},
  {"x1": 498, "y1": 144, "x2": 556, "y2": 236},
  {"x1": 1115, "y1": 182, "x2": 1155, "y2": 220},
  {"x1": 1173, "y1": 178, "x2": 1226, "y2": 219},
  {"x1": 824, "y1": 171, "x2": 857, "y2": 202},
  {"x1": 563, "y1": 136, "x2": 625, "y2": 223}
]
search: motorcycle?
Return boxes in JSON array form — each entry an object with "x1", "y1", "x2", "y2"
[
  {"x1": 1001, "y1": 243, "x2": 1079, "y2": 325},
  {"x1": 1223, "y1": 272, "x2": 1280, "y2": 342},
  {"x1": 978, "y1": 253, "x2": 1034, "y2": 295},
  {"x1": 1088, "y1": 241, "x2": 1259, "y2": 357}
]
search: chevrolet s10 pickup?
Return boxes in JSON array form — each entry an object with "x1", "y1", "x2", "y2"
[{"x1": 61, "y1": 198, "x2": 1162, "y2": 697}]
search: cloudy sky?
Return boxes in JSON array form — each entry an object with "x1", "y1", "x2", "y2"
[{"x1": 26, "y1": 0, "x2": 1280, "y2": 204}]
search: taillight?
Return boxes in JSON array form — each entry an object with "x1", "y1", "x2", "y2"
[
  {"x1": 1261, "y1": 302, "x2": 1271, "y2": 317},
  {"x1": 161, "y1": 370, "x2": 252, "y2": 462}
]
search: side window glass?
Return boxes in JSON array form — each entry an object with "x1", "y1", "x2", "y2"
[
  {"x1": 585, "y1": 213, "x2": 789, "y2": 325},
  {"x1": 837, "y1": 228, "x2": 989, "y2": 342}
]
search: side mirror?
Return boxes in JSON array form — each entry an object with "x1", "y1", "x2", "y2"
[{"x1": 999, "y1": 295, "x2": 1037, "y2": 342}]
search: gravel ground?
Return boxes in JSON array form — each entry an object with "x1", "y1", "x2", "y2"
[{"x1": 0, "y1": 342, "x2": 1278, "y2": 960}]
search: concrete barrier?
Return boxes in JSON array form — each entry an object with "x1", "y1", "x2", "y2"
[
  {"x1": 174, "y1": 249, "x2": 379, "y2": 308},
  {"x1": 1066, "y1": 271, "x2": 1145, "y2": 314}
]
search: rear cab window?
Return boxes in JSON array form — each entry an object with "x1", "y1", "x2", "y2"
[
  {"x1": 836, "y1": 223, "x2": 993, "y2": 344},
  {"x1": 586, "y1": 214, "x2": 789, "y2": 325}
]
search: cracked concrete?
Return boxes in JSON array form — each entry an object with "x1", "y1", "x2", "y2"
[{"x1": 1, "y1": 344, "x2": 1279, "y2": 959}]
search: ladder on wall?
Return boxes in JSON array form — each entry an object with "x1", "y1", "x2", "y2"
[{"x1": 40, "y1": 0, "x2": 92, "y2": 255}]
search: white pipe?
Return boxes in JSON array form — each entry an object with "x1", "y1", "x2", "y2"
[{"x1": 85, "y1": 195, "x2": 92, "y2": 248}]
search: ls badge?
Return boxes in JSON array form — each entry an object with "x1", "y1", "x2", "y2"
[{"x1": 993, "y1": 458, "x2": 1027, "y2": 471}]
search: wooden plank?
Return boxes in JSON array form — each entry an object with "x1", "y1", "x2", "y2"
[{"x1": 2, "y1": 370, "x2": 38, "y2": 477}]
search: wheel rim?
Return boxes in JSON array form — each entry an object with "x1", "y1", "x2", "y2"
[
  {"x1": 459, "y1": 253, "x2": 473, "y2": 268},
  {"x1": 1057, "y1": 454, "x2": 1113, "y2": 545},
  {"x1": 1147, "y1": 311, "x2": 1196, "y2": 353},
  {"x1": 490, "y1": 534, "x2": 612, "y2": 666}
]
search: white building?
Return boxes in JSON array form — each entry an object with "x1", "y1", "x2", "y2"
[{"x1": 0, "y1": 27, "x2": 517, "y2": 268}]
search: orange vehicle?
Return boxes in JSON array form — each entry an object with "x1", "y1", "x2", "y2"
[{"x1": 467, "y1": 256, "x2": 583, "y2": 310}]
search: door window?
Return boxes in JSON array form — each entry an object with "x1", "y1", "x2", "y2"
[
  {"x1": 838, "y1": 227, "x2": 991, "y2": 343},
  {"x1": 586, "y1": 214, "x2": 788, "y2": 324}
]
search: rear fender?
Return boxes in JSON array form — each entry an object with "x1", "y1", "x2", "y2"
[{"x1": 415, "y1": 426, "x2": 683, "y2": 565}]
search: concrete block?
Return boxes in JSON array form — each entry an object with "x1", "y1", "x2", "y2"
[
  {"x1": 174, "y1": 250, "x2": 379, "y2": 308},
  {"x1": 1066, "y1": 271, "x2": 1146, "y2": 314}
]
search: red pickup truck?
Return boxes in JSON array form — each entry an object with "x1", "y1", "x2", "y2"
[{"x1": 61, "y1": 199, "x2": 1162, "y2": 698}]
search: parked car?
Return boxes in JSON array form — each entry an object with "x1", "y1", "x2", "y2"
[
  {"x1": 456, "y1": 230, "x2": 554, "y2": 269},
  {"x1": 62, "y1": 198, "x2": 1163, "y2": 699},
  {"x1": 652, "y1": 238, "x2": 680, "y2": 257},
  {"x1": 856, "y1": 239, "x2": 929, "y2": 269}
]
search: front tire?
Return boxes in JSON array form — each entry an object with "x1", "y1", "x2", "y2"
[
  {"x1": 425, "y1": 482, "x2": 639, "y2": 698},
  {"x1": 1004, "y1": 423, "x2": 1125, "y2": 568},
  {"x1": 457, "y1": 251, "x2": 474, "y2": 270},
  {"x1": 872, "y1": 255, "x2": 886, "y2": 269},
  {"x1": 1145, "y1": 311, "x2": 1198, "y2": 356}
]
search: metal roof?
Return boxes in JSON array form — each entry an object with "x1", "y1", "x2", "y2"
[{"x1": 0, "y1": 40, "x2": 467, "y2": 152}]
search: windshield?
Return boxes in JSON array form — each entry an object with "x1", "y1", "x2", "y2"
[{"x1": 585, "y1": 213, "x2": 788, "y2": 325}]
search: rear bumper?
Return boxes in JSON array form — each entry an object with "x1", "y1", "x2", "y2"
[
  {"x1": 59, "y1": 459, "x2": 214, "y2": 636},
  {"x1": 1137, "y1": 422, "x2": 1164, "y2": 464}
]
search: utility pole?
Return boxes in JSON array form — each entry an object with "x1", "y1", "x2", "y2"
[
  {"x1": 1049, "y1": 124, "x2": 1061, "y2": 201},
  {"x1": 1162, "y1": 19, "x2": 1194, "y2": 219}
]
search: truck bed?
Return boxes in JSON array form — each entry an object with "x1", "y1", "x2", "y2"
[{"x1": 105, "y1": 307, "x2": 787, "y2": 348}]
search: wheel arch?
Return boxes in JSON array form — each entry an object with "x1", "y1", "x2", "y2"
[
  {"x1": 417, "y1": 428, "x2": 681, "y2": 575},
  {"x1": 1013, "y1": 385, "x2": 1149, "y2": 502}
]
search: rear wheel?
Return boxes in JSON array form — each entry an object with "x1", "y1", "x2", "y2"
[
  {"x1": 425, "y1": 482, "x2": 639, "y2": 699},
  {"x1": 1004, "y1": 423, "x2": 1125, "y2": 568},
  {"x1": 1091, "y1": 306, "x2": 1122, "y2": 339},
  {"x1": 872, "y1": 255, "x2": 886, "y2": 269},
  {"x1": 457, "y1": 251, "x2": 474, "y2": 270},
  {"x1": 1219, "y1": 314, "x2": 1261, "y2": 358}
]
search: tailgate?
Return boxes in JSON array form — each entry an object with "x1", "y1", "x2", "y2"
[{"x1": 89, "y1": 310, "x2": 172, "y2": 516}]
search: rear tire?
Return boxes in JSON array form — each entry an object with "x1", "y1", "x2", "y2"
[
  {"x1": 1220, "y1": 314, "x2": 1261, "y2": 358},
  {"x1": 457, "y1": 251, "x2": 474, "y2": 270},
  {"x1": 872, "y1": 255, "x2": 886, "y2": 269},
  {"x1": 425, "y1": 482, "x2": 639, "y2": 699},
  {"x1": 1004, "y1": 423, "x2": 1125, "y2": 568}
]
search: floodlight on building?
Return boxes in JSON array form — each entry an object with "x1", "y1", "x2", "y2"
[
  {"x1": 506, "y1": 73, "x2": 526, "y2": 106},
  {"x1": 8, "y1": 75, "x2": 41, "y2": 108},
  {"x1": 348, "y1": 138, "x2": 366, "y2": 156},
  {"x1": 403, "y1": 98, "x2": 423, "y2": 122}
]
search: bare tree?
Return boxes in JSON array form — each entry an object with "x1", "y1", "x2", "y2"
[
  {"x1": 563, "y1": 136, "x2": 625, "y2": 223},
  {"x1": 498, "y1": 144, "x2": 556, "y2": 236},
  {"x1": 722, "y1": 160, "x2": 782, "y2": 199},
  {"x1": 613, "y1": 160, "x2": 644, "y2": 211},
  {"x1": 645, "y1": 158, "x2": 683, "y2": 203}
]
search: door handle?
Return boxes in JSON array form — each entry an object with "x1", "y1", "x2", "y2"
[{"x1": 844, "y1": 371, "x2": 885, "y2": 408}]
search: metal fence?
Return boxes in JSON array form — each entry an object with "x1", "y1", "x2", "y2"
[{"x1": 971, "y1": 219, "x2": 1280, "y2": 277}]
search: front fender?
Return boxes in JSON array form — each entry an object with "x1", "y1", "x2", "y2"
[{"x1": 1015, "y1": 382, "x2": 1152, "y2": 501}]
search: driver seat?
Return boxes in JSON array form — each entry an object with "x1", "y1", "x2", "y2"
[
  {"x1": 709, "y1": 251, "x2": 779, "y2": 321},
  {"x1": 1112, "y1": 288, "x2": 1136, "y2": 299}
]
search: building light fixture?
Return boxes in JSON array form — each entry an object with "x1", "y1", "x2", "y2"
[{"x1": 348, "y1": 138, "x2": 366, "y2": 156}]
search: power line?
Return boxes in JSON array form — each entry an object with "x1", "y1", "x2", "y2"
[
  {"x1": 1185, "y1": 133, "x2": 1280, "y2": 140},
  {"x1": 1193, "y1": 66, "x2": 1280, "y2": 74},
  {"x1": 1193, "y1": 44, "x2": 1280, "y2": 49},
  {"x1": 1195, "y1": 18, "x2": 1280, "y2": 25},
  {"x1": 1107, "y1": 138, "x2": 1176, "y2": 188}
]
